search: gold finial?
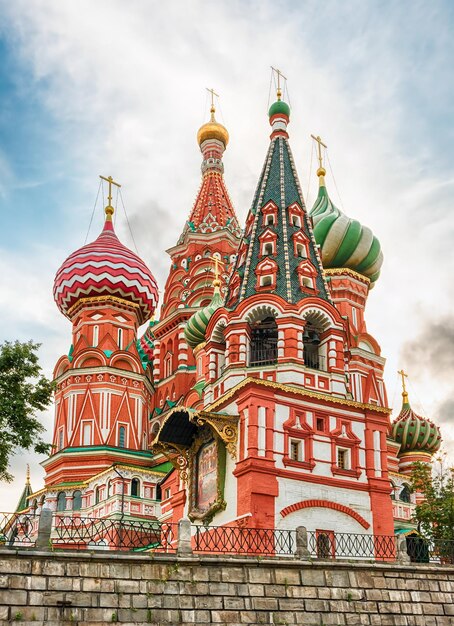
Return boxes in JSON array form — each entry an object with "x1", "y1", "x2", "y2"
[
  {"x1": 311, "y1": 134, "x2": 327, "y2": 181},
  {"x1": 398, "y1": 369, "x2": 409, "y2": 405},
  {"x1": 99, "y1": 175, "x2": 121, "y2": 220},
  {"x1": 271, "y1": 66, "x2": 287, "y2": 101},
  {"x1": 26, "y1": 464, "x2": 30, "y2": 485},
  {"x1": 209, "y1": 255, "x2": 222, "y2": 288},
  {"x1": 206, "y1": 87, "x2": 219, "y2": 120}
]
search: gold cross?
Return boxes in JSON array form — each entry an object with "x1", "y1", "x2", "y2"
[
  {"x1": 311, "y1": 135, "x2": 327, "y2": 170},
  {"x1": 271, "y1": 66, "x2": 287, "y2": 100},
  {"x1": 100, "y1": 175, "x2": 121, "y2": 206},
  {"x1": 206, "y1": 87, "x2": 219, "y2": 110},
  {"x1": 397, "y1": 369, "x2": 409, "y2": 404},
  {"x1": 209, "y1": 255, "x2": 222, "y2": 286}
]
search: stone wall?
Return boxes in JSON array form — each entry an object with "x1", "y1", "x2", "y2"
[{"x1": 0, "y1": 548, "x2": 453, "y2": 625}]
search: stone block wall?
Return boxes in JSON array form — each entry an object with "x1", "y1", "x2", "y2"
[{"x1": 0, "y1": 548, "x2": 453, "y2": 625}]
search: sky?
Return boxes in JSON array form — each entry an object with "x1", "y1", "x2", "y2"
[{"x1": 1, "y1": 0, "x2": 454, "y2": 510}]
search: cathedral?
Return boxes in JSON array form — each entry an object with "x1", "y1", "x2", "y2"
[{"x1": 21, "y1": 81, "x2": 442, "y2": 546}]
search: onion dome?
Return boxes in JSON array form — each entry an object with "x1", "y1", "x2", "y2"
[
  {"x1": 310, "y1": 169, "x2": 383, "y2": 286},
  {"x1": 54, "y1": 204, "x2": 158, "y2": 324},
  {"x1": 269, "y1": 99, "x2": 290, "y2": 118},
  {"x1": 268, "y1": 88, "x2": 290, "y2": 139},
  {"x1": 391, "y1": 381, "x2": 441, "y2": 455},
  {"x1": 197, "y1": 105, "x2": 229, "y2": 148},
  {"x1": 184, "y1": 283, "x2": 224, "y2": 349}
]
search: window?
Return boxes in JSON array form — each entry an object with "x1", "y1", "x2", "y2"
[
  {"x1": 260, "y1": 275, "x2": 272, "y2": 287},
  {"x1": 82, "y1": 422, "x2": 92, "y2": 446},
  {"x1": 267, "y1": 215, "x2": 275, "y2": 226},
  {"x1": 302, "y1": 276, "x2": 314, "y2": 289},
  {"x1": 296, "y1": 244, "x2": 306, "y2": 258},
  {"x1": 73, "y1": 490, "x2": 82, "y2": 511},
  {"x1": 107, "y1": 480, "x2": 112, "y2": 498},
  {"x1": 118, "y1": 328, "x2": 123, "y2": 349},
  {"x1": 131, "y1": 478, "x2": 140, "y2": 498},
  {"x1": 263, "y1": 242, "x2": 273, "y2": 255},
  {"x1": 290, "y1": 440, "x2": 301, "y2": 462},
  {"x1": 119, "y1": 426, "x2": 126, "y2": 448},
  {"x1": 164, "y1": 353, "x2": 172, "y2": 378},
  {"x1": 303, "y1": 323, "x2": 323, "y2": 370},
  {"x1": 337, "y1": 448, "x2": 349, "y2": 470},
  {"x1": 95, "y1": 486, "x2": 101, "y2": 504},
  {"x1": 351, "y1": 307, "x2": 358, "y2": 328},
  {"x1": 58, "y1": 429, "x2": 64, "y2": 451},
  {"x1": 292, "y1": 215, "x2": 301, "y2": 227},
  {"x1": 93, "y1": 325, "x2": 99, "y2": 346},
  {"x1": 400, "y1": 485, "x2": 411, "y2": 503},
  {"x1": 316, "y1": 417, "x2": 325, "y2": 432},
  {"x1": 57, "y1": 492, "x2": 66, "y2": 512},
  {"x1": 164, "y1": 487, "x2": 171, "y2": 499}
]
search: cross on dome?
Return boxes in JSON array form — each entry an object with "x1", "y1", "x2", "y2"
[{"x1": 99, "y1": 174, "x2": 121, "y2": 219}]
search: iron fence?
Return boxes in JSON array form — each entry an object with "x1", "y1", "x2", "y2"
[
  {"x1": 0, "y1": 512, "x2": 37, "y2": 547},
  {"x1": 249, "y1": 345, "x2": 278, "y2": 367},
  {"x1": 405, "y1": 536, "x2": 454, "y2": 565},
  {"x1": 308, "y1": 531, "x2": 397, "y2": 561},
  {"x1": 194, "y1": 524, "x2": 296, "y2": 556},
  {"x1": 52, "y1": 516, "x2": 177, "y2": 552},
  {"x1": 303, "y1": 350, "x2": 325, "y2": 371}
]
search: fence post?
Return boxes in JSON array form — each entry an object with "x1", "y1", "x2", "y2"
[
  {"x1": 36, "y1": 509, "x2": 53, "y2": 550},
  {"x1": 177, "y1": 517, "x2": 193, "y2": 556},
  {"x1": 295, "y1": 526, "x2": 310, "y2": 559},
  {"x1": 396, "y1": 534, "x2": 411, "y2": 564}
]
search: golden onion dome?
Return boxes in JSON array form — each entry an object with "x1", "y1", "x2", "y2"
[{"x1": 197, "y1": 106, "x2": 229, "y2": 148}]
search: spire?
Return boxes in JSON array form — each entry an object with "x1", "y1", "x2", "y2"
[
  {"x1": 226, "y1": 83, "x2": 331, "y2": 308},
  {"x1": 178, "y1": 91, "x2": 240, "y2": 242},
  {"x1": 15, "y1": 465, "x2": 33, "y2": 513},
  {"x1": 398, "y1": 369, "x2": 410, "y2": 409}
]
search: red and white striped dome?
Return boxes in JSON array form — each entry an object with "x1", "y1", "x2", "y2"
[{"x1": 54, "y1": 218, "x2": 158, "y2": 324}]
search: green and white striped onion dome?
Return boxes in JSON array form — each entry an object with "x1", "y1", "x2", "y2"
[
  {"x1": 392, "y1": 405, "x2": 441, "y2": 455},
  {"x1": 310, "y1": 172, "x2": 383, "y2": 286},
  {"x1": 184, "y1": 286, "x2": 224, "y2": 349}
]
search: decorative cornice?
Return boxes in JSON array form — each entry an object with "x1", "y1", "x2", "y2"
[
  {"x1": 67, "y1": 295, "x2": 140, "y2": 318},
  {"x1": 206, "y1": 376, "x2": 391, "y2": 415},
  {"x1": 324, "y1": 268, "x2": 370, "y2": 285}
]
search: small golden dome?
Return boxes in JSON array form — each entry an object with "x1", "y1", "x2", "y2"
[{"x1": 197, "y1": 106, "x2": 229, "y2": 148}]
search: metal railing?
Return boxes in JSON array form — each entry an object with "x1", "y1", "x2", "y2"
[
  {"x1": 52, "y1": 516, "x2": 177, "y2": 552},
  {"x1": 249, "y1": 345, "x2": 278, "y2": 367},
  {"x1": 0, "y1": 512, "x2": 38, "y2": 547},
  {"x1": 308, "y1": 531, "x2": 397, "y2": 561},
  {"x1": 303, "y1": 350, "x2": 325, "y2": 371},
  {"x1": 194, "y1": 525, "x2": 295, "y2": 556}
]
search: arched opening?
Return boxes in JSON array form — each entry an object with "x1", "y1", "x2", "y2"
[
  {"x1": 400, "y1": 485, "x2": 411, "y2": 503},
  {"x1": 95, "y1": 486, "x2": 101, "y2": 505},
  {"x1": 131, "y1": 478, "x2": 140, "y2": 498},
  {"x1": 250, "y1": 317, "x2": 278, "y2": 366},
  {"x1": 303, "y1": 322, "x2": 323, "y2": 370},
  {"x1": 56, "y1": 492, "x2": 66, "y2": 512},
  {"x1": 73, "y1": 490, "x2": 82, "y2": 511}
]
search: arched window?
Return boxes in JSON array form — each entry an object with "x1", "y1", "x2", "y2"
[
  {"x1": 118, "y1": 328, "x2": 123, "y2": 349},
  {"x1": 119, "y1": 426, "x2": 126, "y2": 448},
  {"x1": 95, "y1": 486, "x2": 101, "y2": 505},
  {"x1": 296, "y1": 244, "x2": 306, "y2": 258},
  {"x1": 266, "y1": 214, "x2": 275, "y2": 226},
  {"x1": 303, "y1": 322, "x2": 322, "y2": 370},
  {"x1": 400, "y1": 485, "x2": 411, "y2": 503},
  {"x1": 131, "y1": 478, "x2": 140, "y2": 498},
  {"x1": 73, "y1": 490, "x2": 82, "y2": 511},
  {"x1": 93, "y1": 325, "x2": 99, "y2": 346},
  {"x1": 250, "y1": 317, "x2": 278, "y2": 366},
  {"x1": 56, "y1": 491, "x2": 66, "y2": 512}
]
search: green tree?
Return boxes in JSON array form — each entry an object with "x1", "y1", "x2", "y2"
[
  {"x1": 410, "y1": 457, "x2": 454, "y2": 542},
  {"x1": 0, "y1": 340, "x2": 54, "y2": 482}
]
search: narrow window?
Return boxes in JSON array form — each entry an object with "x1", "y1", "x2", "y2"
[
  {"x1": 58, "y1": 429, "x2": 64, "y2": 451},
  {"x1": 296, "y1": 244, "x2": 306, "y2": 258},
  {"x1": 267, "y1": 214, "x2": 274, "y2": 226},
  {"x1": 82, "y1": 422, "x2": 92, "y2": 446},
  {"x1": 351, "y1": 307, "x2": 358, "y2": 328},
  {"x1": 400, "y1": 485, "x2": 411, "y2": 503},
  {"x1": 95, "y1": 486, "x2": 101, "y2": 504},
  {"x1": 261, "y1": 275, "x2": 272, "y2": 287},
  {"x1": 93, "y1": 325, "x2": 99, "y2": 346},
  {"x1": 337, "y1": 448, "x2": 349, "y2": 470},
  {"x1": 165, "y1": 487, "x2": 171, "y2": 499},
  {"x1": 57, "y1": 491, "x2": 66, "y2": 512},
  {"x1": 73, "y1": 490, "x2": 82, "y2": 511},
  {"x1": 292, "y1": 215, "x2": 301, "y2": 227},
  {"x1": 119, "y1": 426, "x2": 126, "y2": 448},
  {"x1": 131, "y1": 478, "x2": 140, "y2": 498},
  {"x1": 316, "y1": 417, "x2": 325, "y2": 432},
  {"x1": 263, "y1": 242, "x2": 273, "y2": 255},
  {"x1": 302, "y1": 276, "x2": 314, "y2": 289},
  {"x1": 290, "y1": 440, "x2": 301, "y2": 461},
  {"x1": 118, "y1": 328, "x2": 123, "y2": 349}
]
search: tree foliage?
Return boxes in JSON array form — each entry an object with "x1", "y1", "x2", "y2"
[
  {"x1": 410, "y1": 457, "x2": 454, "y2": 541},
  {"x1": 0, "y1": 340, "x2": 54, "y2": 482}
]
